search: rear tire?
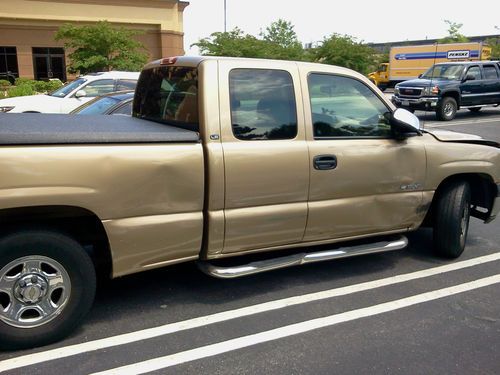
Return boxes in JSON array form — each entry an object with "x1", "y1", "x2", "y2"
[
  {"x1": 0, "y1": 230, "x2": 96, "y2": 350},
  {"x1": 433, "y1": 181, "x2": 471, "y2": 258},
  {"x1": 436, "y1": 97, "x2": 457, "y2": 121}
]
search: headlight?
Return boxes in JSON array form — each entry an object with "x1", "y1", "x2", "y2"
[
  {"x1": 394, "y1": 87, "x2": 400, "y2": 95},
  {"x1": 422, "y1": 86, "x2": 439, "y2": 96},
  {"x1": 0, "y1": 106, "x2": 15, "y2": 113}
]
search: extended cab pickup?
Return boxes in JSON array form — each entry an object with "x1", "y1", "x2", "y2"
[
  {"x1": 0, "y1": 56, "x2": 499, "y2": 349},
  {"x1": 392, "y1": 61, "x2": 500, "y2": 120}
]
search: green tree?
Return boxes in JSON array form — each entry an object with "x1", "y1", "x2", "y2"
[
  {"x1": 260, "y1": 19, "x2": 304, "y2": 60},
  {"x1": 440, "y1": 20, "x2": 469, "y2": 43},
  {"x1": 193, "y1": 20, "x2": 306, "y2": 61},
  {"x1": 314, "y1": 34, "x2": 378, "y2": 73},
  {"x1": 193, "y1": 28, "x2": 270, "y2": 58},
  {"x1": 55, "y1": 21, "x2": 148, "y2": 74}
]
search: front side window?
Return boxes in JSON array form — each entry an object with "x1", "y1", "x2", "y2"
[
  {"x1": 229, "y1": 69, "x2": 297, "y2": 140},
  {"x1": 378, "y1": 64, "x2": 388, "y2": 72},
  {"x1": 308, "y1": 74, "x2": 391, "y2": 138},
  {"x1": 466, "y1": 66, "x2": 482, "y2": 80},
  {"x1": 83, "y1": 79, "x2": 115, "y2": 97},
  {"x1": 50, "y1": 77, "x2": 87, "y2": 98}
]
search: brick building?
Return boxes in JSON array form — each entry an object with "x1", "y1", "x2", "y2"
[{"x1": 0, "y1": 0, "x2": 188, "y2": 81}]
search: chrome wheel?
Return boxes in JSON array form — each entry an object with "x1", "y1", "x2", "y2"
[
  {"x1": 0, "y1": 255, "x2": 71, "y2": 329},
  {"x1": 443, "y1": 102, "x2": 454, "y2": 117},
  {"x1": 437, "y1": 97, "x2": 457, "y2": 121}
]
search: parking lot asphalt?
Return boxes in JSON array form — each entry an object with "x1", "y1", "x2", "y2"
[{"x1": 0, "y1": 111, "x2": 499, "y2": 375}]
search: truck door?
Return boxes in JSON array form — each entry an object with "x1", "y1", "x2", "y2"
[
  {"x1": 481, "y1": 64, "x2": 500, "y2": 104},
  {"x1": 461, "y1": 65, "x2": 483, "y2": 106},
  {"x1": 378, "y1": 64, "x2": 389, "y2": 83},
  {"x1": 301, "y1": 70, "x2": 426, "y2": 241},
  {"x1": 218, "y1": 60, "x2": 309, "y2": 254}
]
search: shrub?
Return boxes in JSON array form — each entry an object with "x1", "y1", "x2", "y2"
[
  {"x1": 14, "y1": 77, "x2": 37, "y2": 88},
  {"x1": 6, "y1": 79, "x2": 64, "y2": 97},
  {"x1": 43, "y1": 79, "x2": 63, "y2": 92},
  {"x1": 0, "y1": 80, "x2": 10, "y2": 98},
  {"x1": 7, "y1": 84, "x2": 36, "y2": 97},
  {"x1": 0, "y1": 79, "x2": 11, "y2": 88}
]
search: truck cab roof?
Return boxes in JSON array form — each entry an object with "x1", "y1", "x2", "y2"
[{"x1": 433, "y1": 61, "x2": 499, "y2": 66}]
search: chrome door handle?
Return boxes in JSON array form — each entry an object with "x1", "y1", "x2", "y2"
[{"x1": 313, "y1": 155, "x2": 337, "y2": 170}]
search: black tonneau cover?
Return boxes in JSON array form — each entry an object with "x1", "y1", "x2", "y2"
[{"x1": 0, "y1": 114, "x2": 200, "y2": 145}]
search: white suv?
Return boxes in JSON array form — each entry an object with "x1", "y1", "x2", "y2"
[{"x1": 0, "y1": 71, "x2": 139, "y2": 114}]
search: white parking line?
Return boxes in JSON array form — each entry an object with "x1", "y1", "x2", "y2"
[
  {"x1": 91, "y1": 274, "x2": 500, "y2": 375},
  {"x1": 1, "y1": 252, "x2": 499, "y2": 372}
]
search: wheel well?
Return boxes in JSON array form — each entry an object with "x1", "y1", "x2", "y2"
[
  {"x1": 423, "y1": 174, "x2": 497, "y2": 226},
  {"x1": 441, "y1": 92, "x2": 461, "y2": 107},
  {"x1": 0, "y1": 206, "x2": 112, "y2": 278}
]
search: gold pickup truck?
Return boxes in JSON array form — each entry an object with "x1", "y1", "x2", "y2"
[{"x1": 0, "y1": 56, "x2": 499, "y2": 349}]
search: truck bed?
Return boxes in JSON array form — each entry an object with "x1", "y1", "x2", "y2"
[{"x1": 0, "y1": 113, "x2": 200, "y2": 145}]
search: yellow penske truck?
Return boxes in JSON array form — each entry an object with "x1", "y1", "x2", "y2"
[{"x1": 368, "y1": 42, "x2": 492, "y2": 91}]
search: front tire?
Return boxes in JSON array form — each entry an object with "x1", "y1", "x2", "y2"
[
  {"x1": 433, "y1": 181, "x2": 471, "y2": 258},
  {"x1": 436, "y1": 97, "x2": 457, "y2": 121},
  {"x1": 0, "y1": 231, "x2": 96, "y2": 350}
]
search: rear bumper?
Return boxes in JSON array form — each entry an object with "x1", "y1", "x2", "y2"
[
  {"x1": 392, "y1": 95, "x2": 439, "y2": 111},
  {"x1": 486, "y1": 183, "x2": 500, "y2": 223}
]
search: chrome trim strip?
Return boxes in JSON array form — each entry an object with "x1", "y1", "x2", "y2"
[
  {"x1": 397, "y1": 86, "x2": 424, "y2": 90},
  {"x1": 197, "y1": 235, "x2": 408, "y2": 279},
  {"x1": 461, "y1": 92, "x2": 500, "y2": 97},
  {"x1": 393, "y1": 97, "x2": 439, "y2": 104}
]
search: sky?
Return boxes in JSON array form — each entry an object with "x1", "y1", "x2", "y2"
[{"x1": 182, "y1": 0, "x2": 500, "y2": 55}]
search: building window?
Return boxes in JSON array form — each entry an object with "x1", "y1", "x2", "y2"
[
  {"x1": 0, "y1": 47, "x2": 19, "y2": 84},
  {"x1": 229, "y1": 69, "x2": 298, "y2": 141},
  {"x1": 32, "y1": 47, "x2": 66, "y2": 81}
]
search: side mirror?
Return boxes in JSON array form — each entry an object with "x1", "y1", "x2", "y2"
[
  {"x1": 388, "y1": 108, "x2": 422, "y2": 138},
  {"x1": 463, "y1": 74, "x2": 475, "y2": 82},
  {"x1": 75, "y1": 90, "x2": 87, "y2": 99},
  {"x1": 418, "y1": 74, "x2": 423, "y2": 78}
]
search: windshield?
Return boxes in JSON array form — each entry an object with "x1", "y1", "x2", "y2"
[
  {"x1": 133, "y1": 66, "x2": 198, "y2": 131},
  {"x1": 421, "y1": 64, "x2": 465, "y2": 80},
  {"x1": 50, "y1": 78, "x2": 87, "y2": 98},
  {"x1": 75, "y1": 96, "x2": 122, "y2": 115}
]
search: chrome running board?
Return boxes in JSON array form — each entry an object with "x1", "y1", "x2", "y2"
[{"x1": 197, "y1": 235, "x2": 408, "y2": 279}]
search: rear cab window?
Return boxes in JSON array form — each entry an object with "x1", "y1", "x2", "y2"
[
  {"x1": 483, "y1": 65, "x2": 499, "y2": 79},
  {"x1": 133, "y1": 66, "x2": 199, "y2": 132},
  {"x1": 228, "y1": 69, "x2": 298, "y2": 140}
]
